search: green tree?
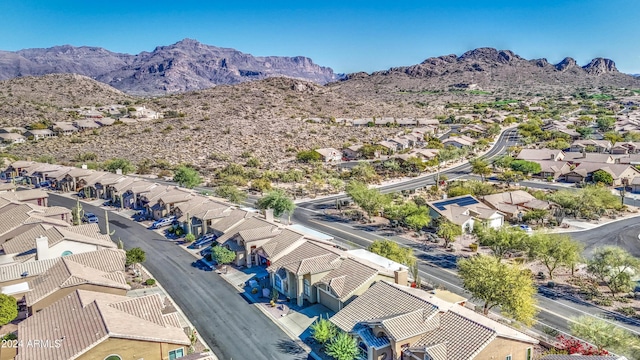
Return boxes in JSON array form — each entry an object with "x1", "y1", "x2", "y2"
[
  {"x1": 570, "y1": 316, "x2": 640, "y2": 356},
  {"x1": 492, "y1": 155, "x2": 514, "y2": 170},
  {"x1": 509, "y1": 160, "x2": 542, "y2": 177},
  {"x1": 470, "y1": 158, "x2": 491, "y2": 181},
  {"x1": 437, "y1": 220, "x2": 462, "y2": 248},
  {"x1": 405, "y1": 212, "x2": 431, "y2": 232},
  {"x1": 326, "y1": 332, "x2": 361, "y2": 360},
  {"x1": 256, "y1": 189, "x2": 296, "y2": 221},
  {"x1": 587, "y1": 246, "x2": 640, "y2": 297},
  {"x1": 211, "y1": 245, "x2": 236, "y2": 265},
  {"x1": 369, "y1": 239, "x2": 416, "y2": 266},
  {"x1": 360, "y1": 144, "x2": 389, "y2": 158},
  {"x1": 103, "y1": 158, "x2": 135, "y2": 174},
  {"x1": 310, "y1": 317, "x2": 337, "y2": 345},
  {"x1": 349, "y1": 162, "x2": 379, "y2": 184},
  {"x1": 184, "y1": 233, "x2": 196, "y2": 243},
  {"x1": 526, "y1": 233, "x2": 583, "y2": 279},
  {"x1": 401, "y1": 156, "x2": 427, "y2": 173},
  {"x1": 0, "y1": 294, "x2": 17, "y2": 326},
  {"x1": 576, "y1": 126, "x2": 594, "y2": 138},
  {"x1": 475, "y1": 226, "x2": 527, "y2": 261},
  {"x1": 296, "y1": 150, "x2": 321, "y2": 162},
  {"x1": 592, "y1": 169, "x2": 613, "y2": 186},
  {"x1": 173, "y1": 165, "x2": 202, "y2": 189},
  {"x1": 457, "y1": 255, "x2": 537, "y2": 325},
  {"x1": 545, "y1": 139, "x2": 570, "y2": 150},
  {"x1": 215, "y1": 185, "x2": 247, "y2": 204},
  {"x1": 497, "y1": 170, "x2": 523, "y2": 186},
  {"x1": 596, "y1": 117, "x2": 616, "y2": 132},
  {"x1": 125, "y1": 247, "x2": 146, "y2": 267},
  {"x1": 346, "y1": 181, "x2": 389, "y2": 220},
  {"x1": 435, "y1": 146, "x2": 464, "y2": 187},
  {"x1": 250, "y1": 178, "x2": 272, "y2": 194}
]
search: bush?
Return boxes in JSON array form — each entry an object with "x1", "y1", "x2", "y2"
[
  {"x1": 145, "y1": 279, "x2": 156, "y2": 286},
  {"x1": 469, "y1": 243, "x2": 478, "y2": 252},
  {"x1": 251, "y1": 287, "x2": 258, "y2": 294},
  {"x1": 617, "y1": 306, "x2": 636, "y2": 317},
  {"x1": 184, "y1": 233, "x2": 196, "y2": 243},
  {"x1": 593, "y1": 298, "x2": 613, "y2": 307}
]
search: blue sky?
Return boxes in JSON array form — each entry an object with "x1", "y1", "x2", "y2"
[{"x1": 1, "y1": 0, "x2": 638, "y2": 74}]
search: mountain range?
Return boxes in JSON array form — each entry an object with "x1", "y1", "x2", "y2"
[
  {"x1": 0, "y1": 39, "x2": 337, "y2": 95},
  {"x1": 0, "y1": 40, "x2": 639, "y2": 96}
]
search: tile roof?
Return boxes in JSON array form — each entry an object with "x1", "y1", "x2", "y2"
[
  {"x1": 0, "y1": 189, "x2": 48, "y2": 202},
  {"x1": 25, "y1": 256, "x2": 130, "y2": 306},
  {"x1": 317, "y1": 258, "x2": 379, "y2": 301},
  {"x1": 0, "y1": 204, "x2": 32, "y2": 236},
  {"x1": 259, "y1": 229, "x2": 305, "y2": 259},
  {"x1": 370, "y1": 308, "x2": 440, "y2": 341},
  {"x1": 410, "y1": 311, "x2": 497, "y2": 360},
  {"x1": 268, "y1": 241, "x2": 342, "y2": 275},
  {"x1": 331, "y1": 281, "x2": 439, "y2": 333},
  {"x1": 516, "y1": 148, "x2": 564, "y2": 161},
  {"x1": 2, "y1": 223, "x2": 114, "y2": 258},
  {"x1": 238, "y1": 225, "x2": 281, "y2": 242},
  {"x1": 563, "y1": 152, "x2": 615, "y2": 163},
  {"x1": 215, "y1": 216, "x2": 276, "y2": 244},
  {"x1": 209, "y1": 209, "x2": 256, "y2": 234},
  {"x1": 540, "y1": 356, "x2": 621, "y2": 360},
  {"x1": 0, "y1": 248, "x2": 125, "y2": 283},
  {"x1": 17, "y1": 289, "x2": 190, "y2": 360}
]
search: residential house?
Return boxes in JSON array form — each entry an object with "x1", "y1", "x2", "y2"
[
  {"x1": 24, "y1": 250, "x2": 128, "y2": 314},
  {"x1": 104, "y1": 177, "x2": 139, "y2": 207},
  {"x1": 267, "y1": 240, "x2": 343, "y2": 307},
  {"x1": 480, "y1": 190, "x2": 556, "y2": 220},
  {"x1": 172, "y1": 197, "x2": 219, "y2": 233},
  {"x1": 24, "y1": 129, "x2": 55, "y2": 140},
  {"x1": 533, "y1": 160, "x2": 571, "y2": 180},
  {"x1": 388, "y1": 137, "x2": 411, "y2": 151},
  {"x1": 22, "y1": 162, "x2": 66, "y2": 186},
  {"x1": 352, "y1": 118, "x2": 372, "y2": 126},
  {"x1": 15, "y1": 290, "x2": 190, "y2": 360},
  {"x1": 442, "y1": 135, "x2": 477, "y2": 148},
  {"x1": 378, "y1": 140, "x2": 398, "y2": 154},
  {"x1": 187, "y1": 201, "x2": 234, "y2": 237},
  {"x1": 618, "y1": 153, "x2": 640, "y2": 165},
  {"x1": 54, "y1": 167, "x2": 94, "y2": 192},
  {"x1": 564, "y1": 163, "x2": 640, "y2": 185},
  {"x1": 132, "y1": 105, "x2": 160, "y2": 119},
  {"x1": 77, "y1": 171, "x2": 109, "y2": 198},
  {"x1": 96, "y1": 117, "x2": 116, "y2": 126},
  {"x1": 630, "y1": 177, "x2": 640, "y2": 193},
  {"x1": 459, "y1": 124, "x2": 486, "y2": 138},
  {"x1": 73, "y1": 119, "x2": 101, "y2": 131},
  {"x1": 0, "y1": 127, "x2": 27, "y2": 134},
  {"x1": 0, "y1": 188, "x2": 48, "y2": 206},
  {"x1": 0, "y1": 223, "x2": 115, "y2": 265},
  {"x1": 396, "y1": 118, "x2": 418, "y2": 126},
  {"x1": 0, "y1": 203, "x2": 72, "y2": 245},
  {"x1": 0, "y1": 183, "x2": 16, "y2": 192},
  {"x1": 611, "y1": 141, "x2": 640, "y2": 154},
  {"x1": 51, "y1": 122, "x2": 78, "y2": 136},
  {"x1": 569, "y1": 139, "x2": 612, "y2": 153},
  {"x1": 516, "y1": 148, "x2": 565, "y2": 162},
  {"x1": 343, "y1": 145, "x2": 363, "y2": 160},
  {"x1": 151, "y1": 188, "x2": 196, "y2": 220},
  {"x1": 1, "y1": 160, "x2": 36, "y2": 180},
  {"x1": 416, "y1": 119, "x2": 440, "y2": 126},
  {"x1": 215, "y1": 216, "x2": 282, "y2": 267},
  {"x1": 375, "y1": 117, "x2": 395, "y2": 126},
  {"x1": 0, "y1": 248, "x2": 125, "y2": 299},
  {"x1": 411, "y1": 126, "x2": 437, "y2": 138},
  {"x1": 78, "y1": 108, "x2": 104, "y2": 118},
  {"x1": 427, "y1": 195, "x2": 504, "y2": 232},
  {"x1": 0, "y1": 132, "x2": 26, "y2": 144},
  {"x1": 315, "y1": 148, "x2": 342, "y2": 162},
  {"x1": 330, "y1": 280, "x2": 538, "y2": 360},
  {"x1": 81, "y1": 172, "x2": 125, "y2": 200},
  {"x1": 208, "y1": 208, "x2": 257, "y2": 236},
  {"x1": 563, "y1": 152, "x2": 616, "y2": 164}
]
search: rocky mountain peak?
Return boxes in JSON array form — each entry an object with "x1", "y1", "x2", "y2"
[
  {"x1": 583, "y1": 57, "x2": 618, "y2": 75},
  {"x1": 458, "y1": 48, "x2": 518, "y2": 64},
  {"x1": 555, "y1": 57, "x2": 578, "y2": 71}
]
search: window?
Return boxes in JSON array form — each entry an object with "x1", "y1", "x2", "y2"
[
  {"x1": 61, "y1": 251, "x2": 73, "y2": 257},
  {"x1": 358, "y1": 340, "x2": 367, "y2": 352},
  {"x1": 303, "y1": 279, "x2": 311, "y2": 297},
  {"x1": 104, "y1": 356, "x2": 122, "y2": 360},
  {"x1": 526, "y1": 348, "x2": 532, "y2": 360},
  {"x1": 169, "y1": 348, "x2": 184, "y2": 360},
  {"x1": 506, "y1": 355, "x2": 512, "y2": 360}
]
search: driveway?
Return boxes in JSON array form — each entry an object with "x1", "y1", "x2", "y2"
[{"x1": 48, "y1": 194, "x2": 308, "y2": 360}]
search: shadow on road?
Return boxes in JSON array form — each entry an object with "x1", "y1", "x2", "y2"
[
  {"x1": 276, "y1": 339, "x2": 307, "y2": 360},
  {"x1": 109, "y1": 220, "x2": 130, "y2": 229}
]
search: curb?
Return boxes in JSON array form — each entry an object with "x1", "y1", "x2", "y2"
[{"x1": 140, "y1": 264, "x2": 219, "y2": 360}]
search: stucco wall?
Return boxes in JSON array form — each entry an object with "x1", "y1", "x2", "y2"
[
  {"x1": 474, "y1": 337, "x2": 534, "y2": 360},
  {"x1": 77, "y1": 337, "x2": 187, "y2": 360}
]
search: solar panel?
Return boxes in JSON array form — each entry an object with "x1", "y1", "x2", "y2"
[{"x1": 432, "y1": 196, "x2": 479, "y2": 211}]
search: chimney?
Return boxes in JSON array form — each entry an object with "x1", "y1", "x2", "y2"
[
  {"x1": 81, "y1": 164, "x2": 88, "y2": 170},
  {"x1": 394, "y1": 268, "x2": 409, "y2": 286},
  {"x1": 35, "y1": 236, "x2": 49, "y2": 260},
  {"x1": 264, "y1": 209, "x2": 274, "y2": 223}
]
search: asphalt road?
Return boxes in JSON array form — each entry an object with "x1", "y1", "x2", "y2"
[
  {"x1": 49, "y1": 194, "x2": 308, "y2": 360},
  {"x1": 290, "y1": 128, "x2": 640, "y2": 336},
  {"x1": 569, "y1": 217, "x2": 640, "y2": 257}
]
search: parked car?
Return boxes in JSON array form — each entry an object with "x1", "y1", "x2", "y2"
[
  {"x1": 36, "y1": 180, "x2": 52, "y2": 188},
  {"x1": 150, "y1": 216, "x2": 176, "y2": 229},
  {"x1": 517, "y1": 224, "x2": 533, "y2": 233},
  {"x1": 82, "y1": 212, "x2": 99, "y2": 224}
]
